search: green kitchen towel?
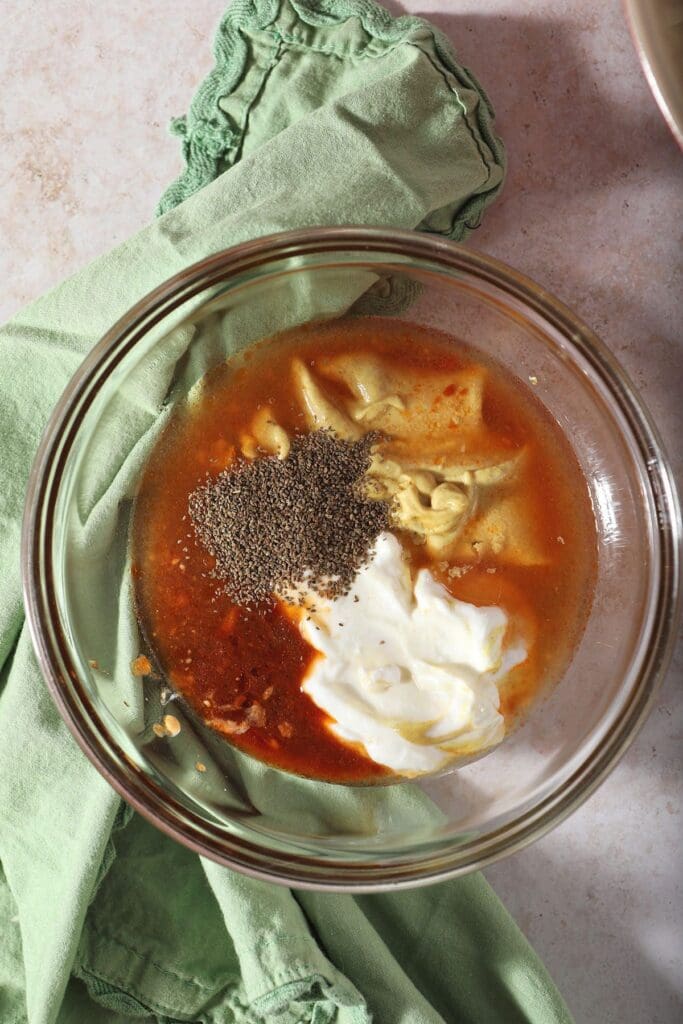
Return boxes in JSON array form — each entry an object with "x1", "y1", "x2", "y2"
[{"x1": 0, "y1": 2, "x2": 572, "y2": 1023}]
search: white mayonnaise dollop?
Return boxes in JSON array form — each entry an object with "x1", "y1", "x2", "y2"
[{"x1": 299, "y1": 532, "x2": 526, "y2": 775}]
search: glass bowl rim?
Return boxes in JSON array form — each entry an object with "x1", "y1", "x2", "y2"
[{"x1": 21, "y1": 226, "x2": 682, "y2": 892}]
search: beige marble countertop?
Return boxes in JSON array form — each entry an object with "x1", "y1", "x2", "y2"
[{"x1": 1, "y1": 2, "x2": 681, "y2": 1022}]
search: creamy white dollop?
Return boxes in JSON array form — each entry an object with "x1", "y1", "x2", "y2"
[{"x1": 299, "y1": 532, "x2": 526, "y2": 775}]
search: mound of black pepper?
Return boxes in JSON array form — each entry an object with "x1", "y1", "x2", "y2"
[{"x1": 188, "y1": 430, "x2": 389, "y2": 604}]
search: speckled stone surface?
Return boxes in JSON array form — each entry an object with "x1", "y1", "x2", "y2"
[{"x1": 1, "y1": 3, "x2": 681, "y2": 1023}]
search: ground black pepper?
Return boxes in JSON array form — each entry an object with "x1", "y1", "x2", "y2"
[{"x1": 188, "y1": 430, "x2": 389, "y2": 604}]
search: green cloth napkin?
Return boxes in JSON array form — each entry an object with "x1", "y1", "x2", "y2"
[{"x1": 0, "y1": 3, "x2": 572, "y2": 1023}]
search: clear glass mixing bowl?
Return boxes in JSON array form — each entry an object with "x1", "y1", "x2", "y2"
[{"x1": 22, "y1": 228, "x2": 680, "y2": 891}]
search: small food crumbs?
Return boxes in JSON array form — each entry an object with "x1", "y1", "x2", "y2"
[
  {"x1": 262, "y1": 685, "x2": 274, "y2": 701},
  {"x1": 277, "y1": 722, "x2": 293, "y2": 738},
  {"x1": 163, "y1": 714, "x2": 181, "y2": 737},
  {"x1": 528, "y1": 375, "x2": 539, "y2": 386},
  {"x1": 220, "y1": 718, "x2": 249, "y2": 735},
  {"x1": 486, "y1": 567, "x2": 497, "y2": 574},
  {"x1": 557, "y1": 535, "x2": 565, "y2": 545},
  {"x1": 131, "y1": 655, "x2": 152, "y2": 677},
  {"x1": 202, "y1": 699, "x2": 211, "y2": 707},
  {"x1": 448, "y1": 565, "x2": 472, "y2": 579},
  {"x1": 247, "y1": 703, "x2": 265, "y2": 727},
  {"x1": 152, "y1": 723, "x2": 166, "y2": 738},
  {"x1": 195, "y1": 761, "x2": 207, "y2": 773},
  {"x1": 88, "y1": 659, "x2": 99, "y2": 670}
]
